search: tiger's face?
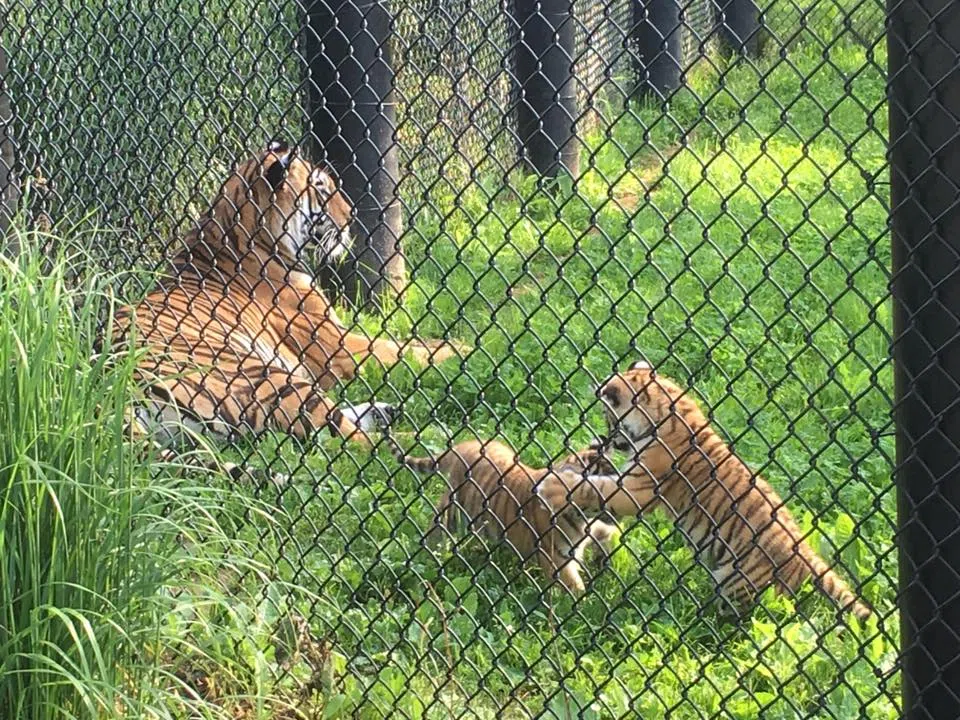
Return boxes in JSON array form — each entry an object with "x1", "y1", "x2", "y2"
[
  {"x1": 231, "y1": 140, "x2": 353, "y2": 265},
  {"x1": 596, "y1": 360, "x2": 686, "y2": 454}
]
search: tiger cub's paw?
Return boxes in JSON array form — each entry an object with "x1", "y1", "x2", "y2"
[
  {"x1": 557, "y1": 444, "x2": 618, "y2": 476},
  {"x1": 342, "y1": 401, "x2": 399, "y2": 432}
]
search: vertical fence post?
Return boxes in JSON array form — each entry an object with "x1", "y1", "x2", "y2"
[
  {"x1": 512, "y1": 0, "x2": 579, "y2": 178},
  {"x1": 304, "y1": 0, "x2": 405, "y2": 305},
  {"x1": 0, "y1": 45, "x2": 18, "y2": 248},
  {"x1": 717, "y1": 0, "x2": 760, "y2": 55},
  {"x1": 889, "y1": 0, "x2": 960, "y2": 717},
  {"x1": 631, "y1": 0, "x2": 683, "y2": 100}
]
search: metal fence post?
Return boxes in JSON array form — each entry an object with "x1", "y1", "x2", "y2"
[
  {"x1": 631, "y1": 0, "x2": 683, "y2": 100},
  {"x1": 305, "y1": 0, "x2": 405, "y2": 305},
  {"x1": 889, "y1": 0, "x2": 960, "y2": 716},
  {"x1": 717, "y1": 0, "x2": 760, "y2": 55},
  {"x1": 512, "y1": 0, "x2": 579, "y2": 178},
  {"x1": 0, "y1": 45, "x2": 18, "y2": 248}
]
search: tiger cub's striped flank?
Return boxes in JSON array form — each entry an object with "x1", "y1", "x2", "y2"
[
  {"x1": 552, "y1": 361, "x2": 872, "y2": 620},
  {"x1": 389, "y1": 437, "x2": 618, "y2": 595}
]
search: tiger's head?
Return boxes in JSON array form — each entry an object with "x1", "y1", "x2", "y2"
[
  {"x1": 218, "y1": 140, "x2": 353, "y2": 266},
  {"x1": 596, "y1": 360, "x2": 706, "y2": 454}
]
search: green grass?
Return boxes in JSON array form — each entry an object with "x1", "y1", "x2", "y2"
[
  {"x1": 0, "y1": 229, "x2": 331, "y2": 719},
  {"x1": 4, "y1": 3, "x2": 896, "y2": 717},
  {"x1": 205, "y1": 40, "x2": 898, "y2": 719}
]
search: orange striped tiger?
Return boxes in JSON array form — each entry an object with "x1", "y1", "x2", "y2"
[
  {"x1": 117, "y1": 141, "x2": 466, "y2": 456},
  {"x1": 389, "y1": 437, "x2": 619, "y2": 594},
  {"x1": 550, "y1": 361, "x2": 872, "y2": 620}
]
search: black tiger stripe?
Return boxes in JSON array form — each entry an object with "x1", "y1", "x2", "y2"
[
  {"x1": 275, "y1": 384, "x2": 301, "y2": 400},
  {"x1": 326, "y1": 408, "x2": 345, "y2": 436}
]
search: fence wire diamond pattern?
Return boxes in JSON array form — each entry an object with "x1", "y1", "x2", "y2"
[{"x1": 1, "y1": 0, "x2": 907, "y2": 716}]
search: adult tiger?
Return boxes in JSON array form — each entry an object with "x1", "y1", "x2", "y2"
[
  {"x1": 547, "y1": 361, "x2": 872, "y2": 620},
  {"x1": 118, "y1": 141, "x2": 466, "y2": 454}
]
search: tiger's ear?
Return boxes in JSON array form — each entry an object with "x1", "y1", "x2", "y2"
[
  {"x1": 265, "y1": 141, "x2": 293, "y2": 190},
  {"x1": 630, "y1": 360, "x2": 651, "y2": 371}
]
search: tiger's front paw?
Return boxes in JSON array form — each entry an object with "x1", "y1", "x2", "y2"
[{"x1": 341, "y1": 401, "x2": 399, "y2": 432}]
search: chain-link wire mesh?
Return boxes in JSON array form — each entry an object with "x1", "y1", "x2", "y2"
[{"x1": 1, "y1": 0, "x2": 900, "y2": 716}]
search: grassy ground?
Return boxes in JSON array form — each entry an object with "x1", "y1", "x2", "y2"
[
  {"x1": 6, "y1": 2, "x2": 895, "y2": 716},
  {"x1": 216, "y1": 39, "x2": 898, "y2": 719},
  {"x1": 0, "y1": 234, "x2": 328, "y2": 719}
]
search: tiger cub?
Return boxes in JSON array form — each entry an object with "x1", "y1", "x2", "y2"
[
  {"x1": 549, "y1": 361, "x2": 872, "y2": 620},
  {"x1": 389, "y1": 437, "x2": 619, "y2": 594}
]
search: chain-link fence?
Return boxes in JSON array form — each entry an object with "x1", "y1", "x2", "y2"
[{"x1": 0, "y1": 0, "x2": 916, "y2": 716}]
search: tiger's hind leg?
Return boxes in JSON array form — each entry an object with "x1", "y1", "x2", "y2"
[
  {"x1": 710, "y1": 562, "x2": 763, "y2": 621},
  {"x1": 259, "y1": 383, "x2": 396, "y2": 447},
  {"x1": 199, "y1": 367, "x2": 397, "y2": 448}
]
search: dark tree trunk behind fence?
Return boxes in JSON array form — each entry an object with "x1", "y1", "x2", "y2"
[
  {"x1": 889, "y1": 0, "x2": 960, "y2": 716},
  {"x1": 305, "y1": 0, "x2": 404, "y2": 306},
  {"x1": 632, "y1": 0, "x2": 682, "y2": 100},
  {"x1": 717, "y1": 0, "x2": 760, "y2": 55},
  {"x1": 0, "y1": 45, "x2": 18, "y2": 249},
  {"x1": 512, "y1": 0, "x2": 579, "y2": 177}
]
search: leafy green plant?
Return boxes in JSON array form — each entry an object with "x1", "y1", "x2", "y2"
[{"x1": 0, "y1": 226, "x2": 323, "y2": 719}]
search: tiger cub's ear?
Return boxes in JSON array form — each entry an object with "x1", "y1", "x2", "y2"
[
  {"x1": 630, "y1": 360, "x2": 652, "y2": 371},
  {"x1": 265, "y1": 140, "x2": 294, "y2": 190}
]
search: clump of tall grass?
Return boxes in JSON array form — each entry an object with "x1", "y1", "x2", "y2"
[{"x1": 0, "y1": 226, "x2": 313, "y2": 719}]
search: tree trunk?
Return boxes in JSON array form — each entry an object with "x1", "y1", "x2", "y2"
[{"x1": 0, "y1": 45, "x2": 19, "y2": 250}]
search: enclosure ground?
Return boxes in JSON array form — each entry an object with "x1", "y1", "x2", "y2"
[{"x1": 210, "y1": 41, "x2": 899, "y2": 719}]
